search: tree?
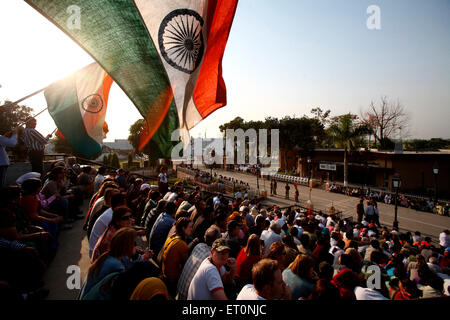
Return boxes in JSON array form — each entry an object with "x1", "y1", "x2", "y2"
[
  {"x1": 361, "y1": 96, "x2": 410, "y2": 149},
  {"x1": 110, "y1": 153, "x2": 120, "y2": 168},
  {"x1": 327, "y1": 113, "x2": 371, "y2": 187},
  {"x1": 102, "y1": 154, "x2": 109, "y2": 166},
  {"x1": 0, "y1": 100, "x2": 34, "y2": 162}
]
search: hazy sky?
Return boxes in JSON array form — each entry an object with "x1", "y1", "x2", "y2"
[{"x1": 1, "y1": 0, "x2": 449, "y2": 141}]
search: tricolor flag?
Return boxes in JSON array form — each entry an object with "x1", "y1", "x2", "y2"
[
  {"x1": 45, "y1": 63, "x2": 113, "y2": 158},
  {"x1": 26, "y1": 0, "x2": 238, "y2": 158}
]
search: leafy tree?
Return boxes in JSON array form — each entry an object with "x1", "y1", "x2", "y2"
[
  {"x1": 102, "y1": 154, "x2": 109, "y2": 166},
  {"x1": 110, "y1": 152, "x2": 120, "y2": 168},
  {"x1": 0, "y1": 100, "x2": 34, "y2": 161},
  {"x1": 327, "y1": 113, "x2": 371, "y2": 187}
]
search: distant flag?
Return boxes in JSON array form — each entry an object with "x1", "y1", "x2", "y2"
[
  {"x1": 44, "y1": 63, "x2": 113, "y2": 158},
  {"x1": 25, "y1": 0, "x2": 238, "y2": 158}
]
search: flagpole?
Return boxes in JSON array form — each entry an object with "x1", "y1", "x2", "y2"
[{"x1": 0, "y1": 86, "x2": 47, "y2": 108}]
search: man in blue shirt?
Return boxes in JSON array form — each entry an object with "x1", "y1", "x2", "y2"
[{"x1": 149, "y1": 201, "x2": 177, "y2": 258}]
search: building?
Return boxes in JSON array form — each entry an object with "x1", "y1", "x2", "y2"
[{"x1": 297, "y1": 148, "x2": 450, "y2": 198}]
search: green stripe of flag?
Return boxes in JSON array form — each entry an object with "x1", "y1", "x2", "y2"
[
  {"x1": 45, "y1": 77, "x2": 102, "y2": 158},
  {"x1": 26, "y1": 0, "x2": 179, "y2": 158}
]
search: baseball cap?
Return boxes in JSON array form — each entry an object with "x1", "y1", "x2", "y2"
[
  {"x1": 212, "y1": 238, "x2": 231, "y2": 252},
  {"x1": 140, "y1": 183, "x2": 151, "y2": 191}
]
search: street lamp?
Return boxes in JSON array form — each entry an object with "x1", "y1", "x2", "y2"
[
  {"x1": 392, "y1": 173, "x2": 402, "y2": 230},
  {"x1": 307, "y1": 157, "x2": 312, "y2": 201},
  {"x1": 433, "y1": 162, "x2": 439, "y2": 206}
]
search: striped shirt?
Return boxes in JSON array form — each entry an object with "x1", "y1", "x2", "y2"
[
  {"x1": 0, "y1": 237, "x2": 26, "y2": 250},
  {"x1": 22, "y1": 128, "x2": 49, "y2": 151}
]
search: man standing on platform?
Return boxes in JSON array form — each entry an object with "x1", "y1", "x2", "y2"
[
  {"x1": 21, "y1": 118, "x2": 51, "y2": 175},
  {"x1": 356, "y1": 198, "x2": 365, "y2": 224}
]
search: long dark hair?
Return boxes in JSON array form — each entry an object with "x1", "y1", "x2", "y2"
[
  {"x1": 88, "y1": 227, "x2": 137, "y2": 278},
  {"x1": 110, "y1": 206, "x2": 133, "y2": 229},
  {"x1": 46, "y1": 166, "x2": 65, "y2": 181},
  {"x1": 175, "y1": 217, "x2": 191, "y2": 241}
]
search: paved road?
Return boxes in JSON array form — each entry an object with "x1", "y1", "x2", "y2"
[{"x1": 211, "y1": 168, "x2": 450, "y2": 243}]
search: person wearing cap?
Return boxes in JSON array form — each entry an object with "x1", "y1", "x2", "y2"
[
  {"x1": 260, "y1": 221, "x2": 282, "y2": 255},
  {"x1": 187, "y1": 238, "x2": 237, "y2": 300},
  {"x1": 176, "y1": 226, "x2": 222, "y2": 300}
]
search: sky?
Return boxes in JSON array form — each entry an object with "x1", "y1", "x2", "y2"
[{"x1": 0, "y1": 0, "x2": 449, "y2": 142}]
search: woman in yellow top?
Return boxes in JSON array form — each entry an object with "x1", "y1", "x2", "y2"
[{"x1": 161, "y1": 217, "x2": 199, "y2": 297}]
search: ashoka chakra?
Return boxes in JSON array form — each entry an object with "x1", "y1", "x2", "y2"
[{"x1": 158, "y1": 9, "x2": 205, "y2": 74}]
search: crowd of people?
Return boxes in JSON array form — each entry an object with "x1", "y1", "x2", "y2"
[
  {"x1": 1, "y1": 155, "x2": 450, "y2": 301},
  {"x1": 0, "y1": 158, "x2": 95, "y2": 300},
  {"x1": 80, "y1": 167, "x2": 450, "y2": 300},
  {"x1": 328, "y1": 183, "x2": 449, "y2": 216}
]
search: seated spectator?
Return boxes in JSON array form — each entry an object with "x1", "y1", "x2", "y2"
[
  {"x1": 0, "y1": 186, "x2": 52, "y2": 259},
  {"x1": 306, "y1": 279, "x2": 340, "y2": 300},
  {"x1": 93, "y1": 167, "x2": 107, "y2": 194},
  {"x1": 160, "y1": 217, "x2": 198, "y2": 297},
  {"x1": 110, "y1": 259, "x2": 161, "y2": 301},
  {"x1": 82, "y1": 227, "x2": 137, "y2": 299},
  {"x1": 77, "y1": 166, "x2": 94, "y2": 198},
  {"x1": 282, "y1": 235, "x2": 299, "y2": 267},
  {"x1": 222, "y1": 220, "x2": 243, "y2": 259},
  {"x1": 237, "y1": 259, "x2": 291, "y2": 300},
  {"x1": 19, "y1": 178, "x2": 65, "y2": 242},
  {"x1": 141, "y1": 191, "x2": 161, "y2": 227},
  {"x1": 260, "y1": 221, "x2": 282, "y2": 255},
  {"x1": 187, "y1": 238, "x2": 237, "y2": 300},
  {"x1": 41, "y1": 166, "x2": 81, "y2": 225},
  {"x1": 282, "y1": 254, "x2": 318, "y2": 300},
  {"x1": 86, "y1": 188, "x2": 120, "y2": 240},
  {"x1": 265, "y1": 241, "x2": 288, "y2": 271},
  {"x1": 176, "y1": 226, "x2": 221, "y2": 300},
  {"x1": 129, "y1": 277, "x2": 168, "y2": 300},
  {"x1": 235, "y1": 234, "x2": 263, "y2": 291},
  {"x1": 0, "y1": 237, "x2": 47, "y2": 300},
  {"x1": 89, "y1": 193, "x2": 126, "y2": 257},
  {"x1": 149, "y1": 201, "x2": 177, "y2": 259},
  {"x1": 91, "y1": 206, "x2": 137, "y2": 262},
  {"x1": 331, "y1": 268, "x2": 359, "y2": 300}
]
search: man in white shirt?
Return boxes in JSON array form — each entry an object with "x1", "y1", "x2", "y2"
[
  {"x1": 237, "y1": 259, "x2": 291, "y2": 300},
  {"x1": 354, "y1": 286, "x2": 389, "y2": 300},
  {"x1": 187, "y1": 238, "x2": 236, "y2": 300},
  {"x1": 88, "y1": 193, "x2": 126, "y2": 257},
  {"x1": 93, "y1": 167, "x2": 107, "y2": 194},
  {"x1": 260, "y1": 222, "x2": 282, "y2": 255}
]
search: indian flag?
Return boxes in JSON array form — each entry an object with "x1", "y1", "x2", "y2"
[
  {"x1": 26, "y1": 0, "x2": 238, "y2": 158},
  {"x1": 44, "y1": 63, "x2": 113, "y2": 158}
]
